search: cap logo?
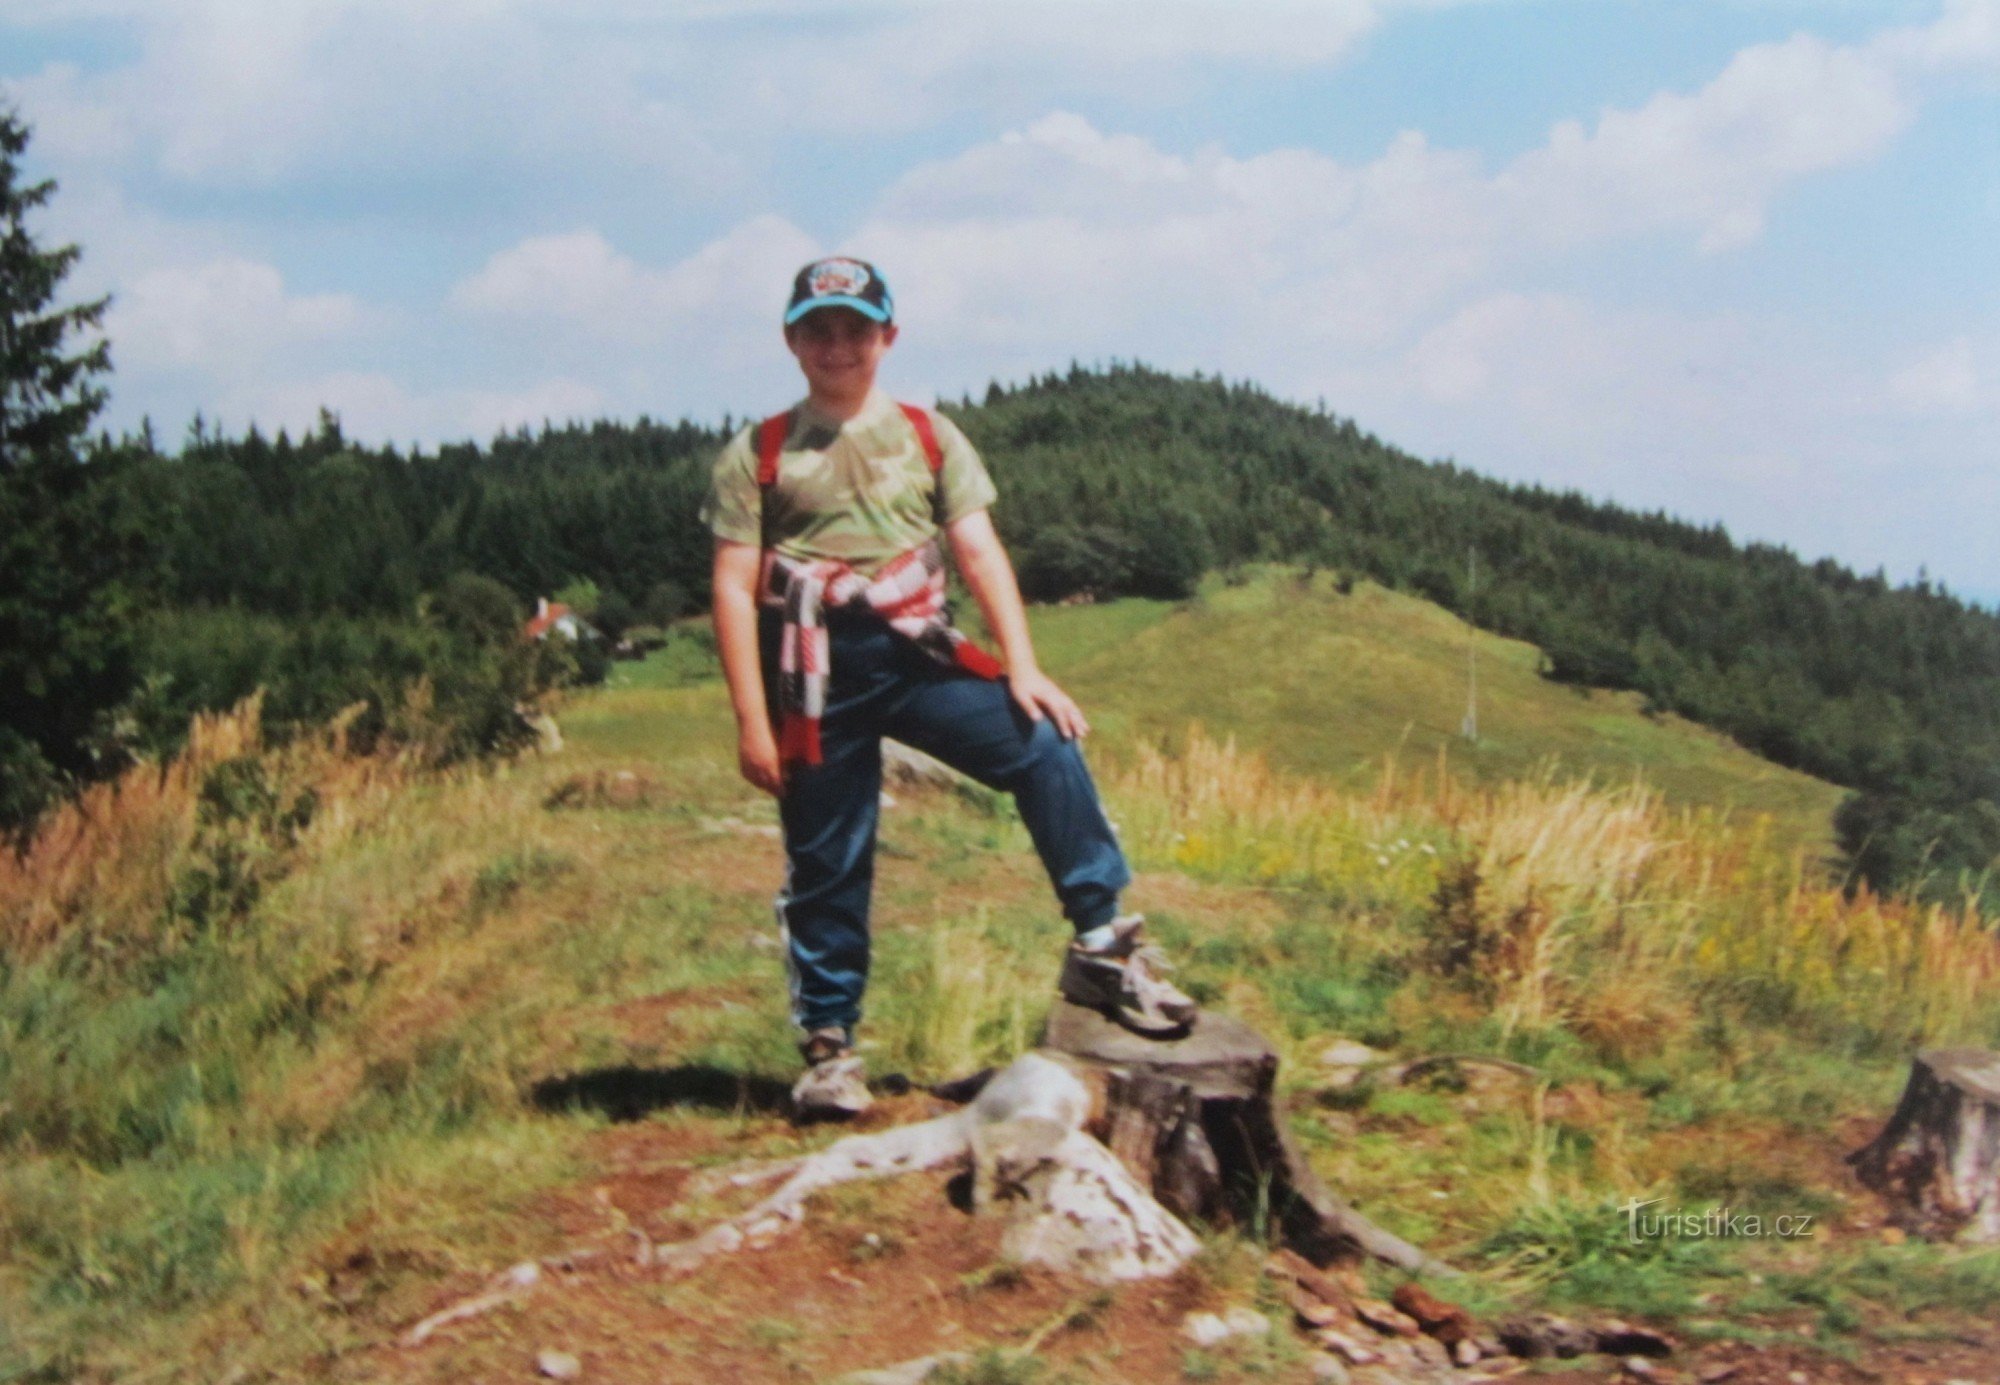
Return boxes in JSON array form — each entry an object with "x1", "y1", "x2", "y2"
[{"x1": 808, "y1": 259, "x2": 871, "y2": 298}]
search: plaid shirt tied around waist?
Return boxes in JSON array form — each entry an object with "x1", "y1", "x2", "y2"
[{"x1": 760, "y1": 541, "x2": 1003, "y2": 766}]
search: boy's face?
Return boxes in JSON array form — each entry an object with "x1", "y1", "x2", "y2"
[{"x1": 785, "y1": 306, "x2": 898, "y2": 401}]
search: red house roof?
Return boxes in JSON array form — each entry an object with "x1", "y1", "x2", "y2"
[{"x1": 523, "y1": 599, "x2": 573, "y2": 641}]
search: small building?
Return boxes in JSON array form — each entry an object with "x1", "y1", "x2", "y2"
[{"x1": 524, "y1": 597, "x2": 598, "y2": 643}]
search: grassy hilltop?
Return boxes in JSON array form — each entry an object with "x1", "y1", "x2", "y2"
[
  {"x1": 1028, "y1": 571, "x2": 1843, "y2": 863},
  {"x1": 2, "y1": 576, "x2": 1997, "y2": 1382}
]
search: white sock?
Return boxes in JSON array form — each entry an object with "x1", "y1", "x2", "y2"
[{"x1": 1075, "y1": 923, "x2": 1119, "y2": 952}]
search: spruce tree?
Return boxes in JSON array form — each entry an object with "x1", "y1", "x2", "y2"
[
  {"x1": 0, "y1": 104, "x2": 140, "y2": 832},
  {"x1": 1, "y1": 107, "x2": 108, "y2": 468}
]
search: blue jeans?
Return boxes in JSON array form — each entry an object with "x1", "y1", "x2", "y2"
[{"x1": 761, "y1": 609, "x2": 1131, "y2": 1038}]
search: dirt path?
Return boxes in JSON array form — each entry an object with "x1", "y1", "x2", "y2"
[{"x1": 330, "y1": 1097, "x2": 2000, "y2": 1385}]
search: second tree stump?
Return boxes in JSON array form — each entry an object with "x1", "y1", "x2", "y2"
[{"x1": 1849, "y1": 1047, "x2": 2000, "y2": 1243}]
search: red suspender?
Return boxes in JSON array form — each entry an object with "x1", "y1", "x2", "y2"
[
  {"x1": 755, "y1": 411, "x2": 791, "y2": 488},
  {"x1": 897, "y1": 402, "x2": 945, "y2": 474}
]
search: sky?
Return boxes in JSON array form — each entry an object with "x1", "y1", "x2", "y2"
[{"x1": 5, "y1": 0, "x2": 1998, "y2": 603}]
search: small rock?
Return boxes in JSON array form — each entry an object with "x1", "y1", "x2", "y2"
[
  {"x1": 1309, "y1": 1357, "x2": 1352, "y2": 1384},
  {"x1": 1390, "y1": 1281, "x2": 1474, "y2": 1346},
  {"x1": 1365, "y1": 1339, "x2": 1423, "y2": 1371},
  {"x1": 1182, "y1": 1306, "x2": 1269, "y2": 1346},
  {"x1": 881, "y1": 741, "x2": 971, "y2": 792},
  {"x1": 1495, "y1": 1313, "x2": 1592, "y2": 1359},
  {"x1": 1318, "y1": 1041, "x2": 1385, "y2": 1091},
  {"x1": 535, "y1": 1349, "x2": 581, "y2": 1380},
  {"x1": 1451, "y1": 1338, "x2": 1481, "y2": 1367},
  {"x1": 1595, "y1": 1321, "x2": 1675, "y2": 1358},
  {"x1": 1787, "y1": 1374, "x2": 1807, "y2": 1384},
  {"x1": 1313, "y1": 1327, "x2": 1382, "y2": 1365},
  {"x1": 1695, "y1": 1365, "x2": 1739, "y2": 1383},
  {"x1": 1221, "y1": 1306, "x2": 1271, "y2": 1339},
  {"x1": 1320, "y1": 1040, "x2": 1385, "y2": 1068},
  {"x1": 1182, "y1": 1311, "x2": 1228, "y2": 1346},
  {"x1": 1410, "y1": 1334, "x2": 1451, "y2": 1367},
  {"x1": 1622, "y1": 1358, "x2": 1658, "y2": 1379},
  {"x1": 1353, "y1": 1297, "x2": 1423, "y2": 1337},
  {"x1": 1285, "y1": 1283, "x2": 1344, "y2": 1328}
]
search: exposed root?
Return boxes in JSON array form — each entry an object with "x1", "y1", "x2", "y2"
[
  {"x1": 650, "y1": 1113, "x2": 976, "y2": 1273},
  {"x1": 398, "y1": 1051, "x2": 1203, "y2": 1349},
  {"x1": 401, "y1": 1260, "x2": 546, "y2": 1347}
]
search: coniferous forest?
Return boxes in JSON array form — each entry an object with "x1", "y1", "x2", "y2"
[{"x1": 5, "y1": 363, "x2": 1990, "y2": 909}]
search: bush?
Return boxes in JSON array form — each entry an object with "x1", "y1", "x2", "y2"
[
  {"x1": 1539, "y1": 618, "x2": 1637, "y2": 688},
  {"x1": 593, "y1": 588, "x2": 638, "y2": 642},
  {"x1": 1012, "y1": 523, "x2": 1137, "y2": 603},
  {"x1": 127, "y1": 606, "x2": 549, "y2": 765},
  {"x1": 428, "y1": 572, "x2": 521, "y2": 648},
  {"x1": 640, "y1": 580, "x2": 695, "y2": 625}
]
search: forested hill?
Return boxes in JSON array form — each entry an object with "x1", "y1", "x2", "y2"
[{"x1": 72, "y1": 366, "x2": 2000, "y2": 902}]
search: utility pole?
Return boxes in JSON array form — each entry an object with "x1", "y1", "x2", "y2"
[{"x1": 1460, "y1": 546, "x2": 1479, "y2": 743}]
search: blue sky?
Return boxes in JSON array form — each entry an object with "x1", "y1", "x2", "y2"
[{"x1": 5, "y1": 0, "x2": 1997, "y2": 602}]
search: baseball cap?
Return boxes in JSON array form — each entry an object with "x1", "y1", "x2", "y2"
[{"x1": 785, "y1": 257, "x2": 893, "y2": 326}]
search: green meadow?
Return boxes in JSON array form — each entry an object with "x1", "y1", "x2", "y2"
[
  {"x1": 1, "y1": 572, "x2": 1994, "y2": 1382},
  {"x1": 1033, "y1": 570, "x2": 1843, "y2": 863}
]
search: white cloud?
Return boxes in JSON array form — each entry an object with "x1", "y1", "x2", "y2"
[
  {"x1": 7, "y1": 61, "x2": 136, "y2": 166},
  {"x1": 422, "y1": 0, "x2": 1992, "y2": 449},
  {"x1": 1335, "y1": 291, "x2": 2000, "y2": 595},
  {"x1": 1385, "y1": 293, "x2": 1819, "y2": 477},
  {"x1": 7, "y1": 0, "x2": 739, "y2": 195},
  {"x1": 1888, "y1": 337, "x2": 1986, "y2": 416},
  {"x1": 0, "y1": 0, "x2": 1426, "y2": 200},
  {"x1": 451, "y1": 214, "x2": 819, "y2": 344},
  {"x1": 450, "y1": 230, "x2": 647, "y2": 325},
  {"x1": 832, "y1": 4, "x2": 1982, "y2": 366},
  {"x1": 1872, "y1": 0, "x2": 2000, "y2": 72},
  {"x1": 1503, "y1": 33, "x2": 1915, "y2": 253},
  {"x1": 458, "y1": 377, "x2": 613, "y2": 439},
  {"x1": 228, "y1": 369, "x2": 609, "y2": 445},
  {"x1": 108, "y1": 258, "x2": 365, "y2": 370}
]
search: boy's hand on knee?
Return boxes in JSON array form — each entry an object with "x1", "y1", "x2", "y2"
[
  {"x1": 1008, "y1": 668, "x2": 1090, "y2": 741},
  {"x1": 739, "y1": 725, "x2": 786, "y2": 797}
]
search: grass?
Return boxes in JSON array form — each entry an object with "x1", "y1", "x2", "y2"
[
  {"x1": 1047, "y1": 570, "x2": 1845, "y2": 864},
  {"x1": 1, "y1": 569, "x2": 1994, "y2": 1380}
]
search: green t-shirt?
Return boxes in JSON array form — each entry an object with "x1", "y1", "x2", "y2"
[{"x1": 701, "y1": 389, "x2": 997, "y2": 574}]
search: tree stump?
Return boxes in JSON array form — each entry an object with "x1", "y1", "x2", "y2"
[
  {"x1": 1848, "y1": 1047, "x2": 2000, "y2": 1243},
  {"x1": 1039, "y1": 1001, "x2": 1452, "y2": 1274}
]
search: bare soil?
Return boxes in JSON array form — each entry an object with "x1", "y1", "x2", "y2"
[{"x1": 325, "y1": 1101, "x2": 2000, "y2": 1385}]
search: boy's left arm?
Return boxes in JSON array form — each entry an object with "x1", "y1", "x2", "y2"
[{"x1": 946, "y1": 509, "x2": 1089, "y2": 741}]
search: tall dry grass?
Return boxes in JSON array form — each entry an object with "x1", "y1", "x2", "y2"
[
  {"x1": 1107, "y1": 728, "x2": 2000, "y2": 1051},
  {"x1": 0, "y1": 693, "x2": 411, "y2": 962}
]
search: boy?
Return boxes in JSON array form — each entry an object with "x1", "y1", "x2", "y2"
[{"x1": 703, "y1": 256, "x2": 1195, "y2": 1118}]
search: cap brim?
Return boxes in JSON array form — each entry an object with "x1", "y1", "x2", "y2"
[{"x1": 784, "y1": 295, "x2": 892, "y2": 326}]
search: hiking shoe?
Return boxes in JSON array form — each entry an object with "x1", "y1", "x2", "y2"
[
  {"x1": 1057, "y1": 915, "x2": 1198, "y2": 1037},
  {"x1": 791, "y1": 1027, "x2": 872, "y2": 1120}
]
